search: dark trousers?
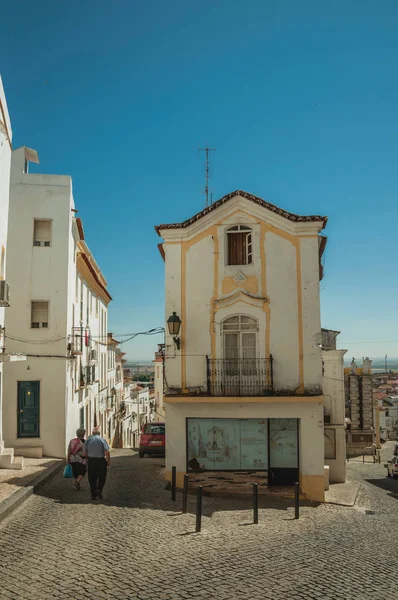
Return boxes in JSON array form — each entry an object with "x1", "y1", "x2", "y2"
[{"x1": 87, "y1": 458, "x2": 107, "y2": 496}]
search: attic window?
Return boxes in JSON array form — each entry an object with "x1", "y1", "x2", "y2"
[{"x1": 226, "y1": 226, "x2": 253, "y2": 265}]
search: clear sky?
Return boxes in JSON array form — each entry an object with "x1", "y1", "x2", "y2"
[{"x1": 1, "y1": 0, "x2": 398, "y2": 361}]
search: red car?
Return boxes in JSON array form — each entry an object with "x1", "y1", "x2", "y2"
[{"x1": 139, "y1": 422, "x2": 165, "y2": 457}]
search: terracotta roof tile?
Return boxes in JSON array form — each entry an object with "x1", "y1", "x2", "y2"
[{"x1": 155, "y1": 189, "x2": 327, "y2": 235}]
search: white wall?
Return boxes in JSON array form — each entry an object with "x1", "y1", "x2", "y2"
[
  {"x1": 164, "y1": 243, "x2": 182, "y2": 389},
  {"x1": 322, "y1": 349, "x2": 347, "y2": 482},
  {"x1": 300, "y1": 237, "x2": 323, "y2": 393},
  {"x1": 3, "y1": 149, "x2": 75, "y2": 457},
  {"x1": 185, "y1": 235, "x2": 214, "y2": 389},
  {"x1": 0, "y1": 75, "x2": 12, "y2": 447},
  {"x1": 266, "y1": 232, "x2": 300, "y2": 392}
]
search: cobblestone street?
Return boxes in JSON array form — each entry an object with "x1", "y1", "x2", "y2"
[{"x1": 1, "y1": 446, "x2": 397, "y2": 600}]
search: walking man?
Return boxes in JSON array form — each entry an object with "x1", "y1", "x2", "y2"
[{"x1": 84, "y1": 426, "x2": 110, "y2": 500}]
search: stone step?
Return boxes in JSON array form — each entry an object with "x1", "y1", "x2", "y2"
[
  {"x1": 14, "y1": 446, "x2": 43, "y2": 458},
  {"x1": 7, "y1": 456, "x2": 24, "y2": 470}
]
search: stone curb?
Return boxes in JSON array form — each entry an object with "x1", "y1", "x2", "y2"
[
  {"x1": 324, "y1": 481, "x2": 361, "y2": 507},
  {"x1": 0, "y1": 460, "x2": 63, "y2": 524}
]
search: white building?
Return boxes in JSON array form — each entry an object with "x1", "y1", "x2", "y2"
[
  {"x1": 0, "y1": 77, "x2": 26, "y2": 469},
  {"x1": 3, "y1": 147, "x2": 111, "y2": 459},
  {"x1": 72, "y1": 229, "x2": 111, "y2": 446},
  {"x1": 105, "y1": 334, "x2": 124, "y2": 447},
  {"x1": 379, "y1": 396, "x2": 398, "y2": 441},
  {"x1": 321, "y1": 329, "x2": 347, "y2": 483},
  {"x1": 153, "y1": 344, "x2": 165, "y2": 420},
  {"x1": 155, "y1": 190, "x2": 328, "y2": 501},
  {"x1": 122, "y1": 382, "x2": 152, "y2": 448}
]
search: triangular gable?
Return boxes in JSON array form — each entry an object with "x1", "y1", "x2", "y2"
[{"x1": 155, "y1": 189, "x2": 327, "y2": 235}]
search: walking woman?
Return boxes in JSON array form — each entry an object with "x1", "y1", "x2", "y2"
[{"x1": 67, "y1": 428, "x2": 87, "y2": 490}]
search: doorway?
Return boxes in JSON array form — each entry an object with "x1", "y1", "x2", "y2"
[{"x1": 17, "y1": 381, "x2": 40, "y2": 438}]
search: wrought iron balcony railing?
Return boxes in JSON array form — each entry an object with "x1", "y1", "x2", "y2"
[{"x1": 206, "y1": 356, "x2": 274, "y2": 396}]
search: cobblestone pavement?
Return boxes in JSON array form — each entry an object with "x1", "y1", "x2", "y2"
[{"x1": 1, "y1": 445, "x2": 397, "y2": 600}]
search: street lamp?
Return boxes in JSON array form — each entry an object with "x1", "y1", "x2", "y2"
[{"x1": 167, "y1": 312, "x2": 182, "y2": 350}]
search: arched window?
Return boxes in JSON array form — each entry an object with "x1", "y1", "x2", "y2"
[
  {"x1": 226, "y1": 225, "x2": 253, "y2": 266},
  {"x1": 222, "y1": 315, "x2": 258, "y2": 360}
]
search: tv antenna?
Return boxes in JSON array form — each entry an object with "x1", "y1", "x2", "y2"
[{"x1": 199, "y1": 147, "x2": 216, "y2": 207}]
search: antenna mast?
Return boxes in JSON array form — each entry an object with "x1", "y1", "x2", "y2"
[{"x1": 199, "y1": 147, "x2": 216, "y2": 207}]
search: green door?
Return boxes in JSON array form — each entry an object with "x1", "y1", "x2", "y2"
[{"x1": 17, "y1": 381, "x2": 40, "y2": 438}]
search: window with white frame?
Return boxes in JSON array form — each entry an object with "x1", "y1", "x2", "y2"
[
  {"x1": 222, "y1": 315, "x2": 258, "y2": 365},
  {"x1": 226, "y1": 225, "x2": 253, "y2": 266},
  {"x1": 31, "y1": 301, "x2": 49, "y2": 328},
  {"x1": 33, "y1": 220, "x2": 52, "y2": 247}
]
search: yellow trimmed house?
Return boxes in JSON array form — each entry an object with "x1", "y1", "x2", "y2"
[{"x1": 155, "y1": 190, "x2": 328, "y2": 502}]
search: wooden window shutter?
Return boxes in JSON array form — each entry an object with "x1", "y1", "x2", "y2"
[{"x1": 228, "y1": 232, "x2": 246, "y2": 265}]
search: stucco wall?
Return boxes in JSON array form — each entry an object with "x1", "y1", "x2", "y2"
[
  {"x1": 300, "y1": 237, "x2": 323, "y2": 393},
  {"x1": 185, "y1": 235, "x2": 214, "y2": 390},
  {"x1": 266, "y1": 231, "x2": 300, "y2": 392},
  {"x1": 164, "y1": 243, "x2": 182, "y2": 389}
]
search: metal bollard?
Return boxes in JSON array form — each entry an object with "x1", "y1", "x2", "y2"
[
  {"x1": 182, "y1": 474, "x2": 189, "y2": 514},
  {"x1": 378, "y1": 450, "x2": 381, "y2": 464},
  {"x1": 195, "y1": 486, "x2": 203, "y2": 533},
  {"x1": 363, "y1": 453, "x2": 365, "y2": 463},
  {"x1": 253, "y1": 483, "x2": 259, "y2": 524},
  {"x1": 171, "y1": 466, "x2": 176, "y2": 501},
  {"x1": 294, "y1": 482, "x2": 300, "y2": 519}
]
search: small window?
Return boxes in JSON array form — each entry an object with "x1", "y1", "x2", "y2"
[
  {"x1": 31, "y1": 301, "x2": 49, "y2": 328},
  {"x1": 33, "y1": 220, "x2": 52, "y2": 247},
  {"x1": 226, "y1": 226, "x2": 253, "y2": 265}
]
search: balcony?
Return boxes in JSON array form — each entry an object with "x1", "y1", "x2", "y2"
[{"x1": 206, "y1": 357, "x2": 274, "y2": 397}]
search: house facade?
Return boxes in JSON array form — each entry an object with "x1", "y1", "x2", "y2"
[
  {"x1": 0, "y1": 77, "x2": 26, "y2": 469},
  {"x1": 3, "y1": 147, "x2": 111, "y2": 459},
  {"x1": 73, "y1": 232, "x2": 111, "y2": 445},
  {"x1": 155, "y1": 190, "x2": 328, "y2": 501}
]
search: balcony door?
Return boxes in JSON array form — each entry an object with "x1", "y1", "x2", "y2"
[{"x1": 222, "y1": 316, "x2": 258, "y2": 395}]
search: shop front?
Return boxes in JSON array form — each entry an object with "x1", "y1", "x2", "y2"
[{"x1": 187, "y1": 417, "x2": 299, "y2": 486}]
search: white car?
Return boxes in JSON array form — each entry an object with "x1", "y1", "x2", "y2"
[{"x1": 385, "y1": 456, "x2": 398, "y2": 478}]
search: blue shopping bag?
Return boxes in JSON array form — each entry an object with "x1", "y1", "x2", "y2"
[{"x1": 63, "y1": 463, "x2": 73, "y2": 478}]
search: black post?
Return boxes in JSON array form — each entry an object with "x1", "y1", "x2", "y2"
[
  {"x1": 294, "y1": 482, "x2": 299, "y2": 519},
  {"x1": 378, "y1": 450, "x2": 381, "y2": 464},
  {"x1": 182, "y1": 474, "x2": 189, "y2": 514},
  {"x1": 171, "y1": 466, "x2": 176, "y2": 501},
  {"x1": 269, "y1": 354, "x2": 274, "y2": 391},
  {"x1": 363, "y1": 453, "x2": 365, "y2": 464},
  {"x1": 195, "y1": 486, "x2": 203, "y2": 533},
  {"x1": 206, "y1": 355, "x2": 211, "y2": 395},
  {"x1": 253, "y1": 483, "x2": 259, "y2": 524}
]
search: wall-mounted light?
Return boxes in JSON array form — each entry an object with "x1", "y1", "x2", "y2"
[{"x1": 167, "y1": 312, "x2": 182, "y2": 350}]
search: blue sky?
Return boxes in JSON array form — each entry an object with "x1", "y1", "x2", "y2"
[{"x1": 1, "y1": 0, "x2": 398, "y2": 360}]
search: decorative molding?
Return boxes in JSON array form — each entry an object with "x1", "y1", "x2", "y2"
[
  {"x1": 233, "y1": 271, "x2": 247, "y2": 283},
  {"x1": 214, "y1": 290, "x2": 268, "y2": 310}
]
